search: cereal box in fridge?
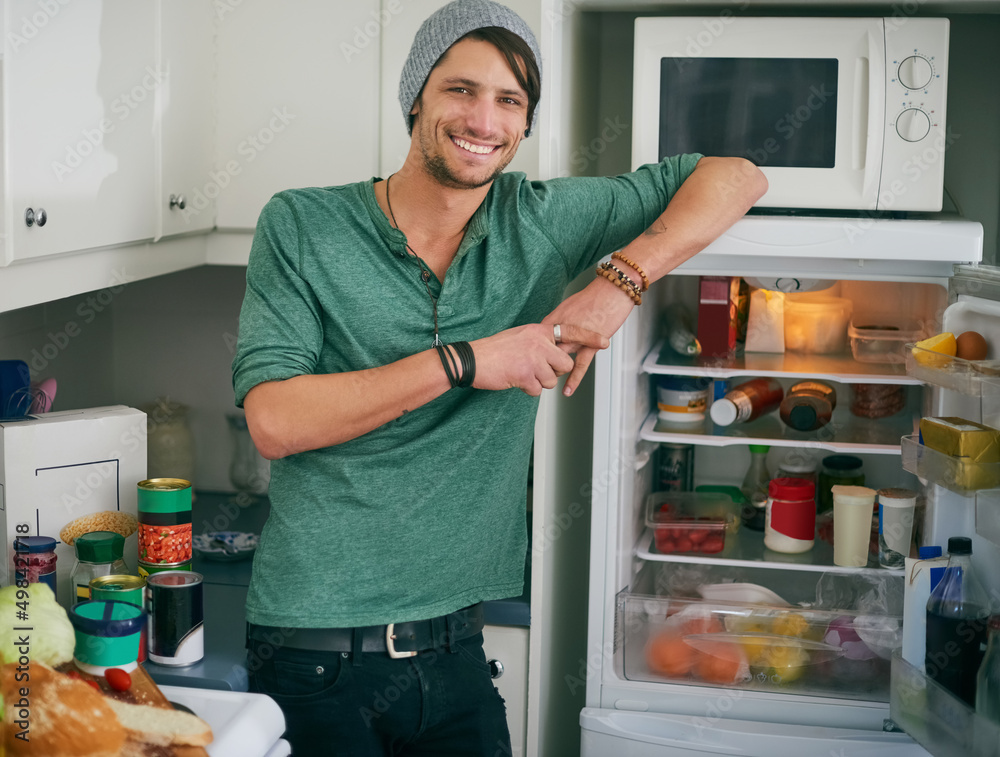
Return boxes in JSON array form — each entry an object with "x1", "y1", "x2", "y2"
[{"x1": 0, "y1": 406, "x2": 146, "y2": 609}]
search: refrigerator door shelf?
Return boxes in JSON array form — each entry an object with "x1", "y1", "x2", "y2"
[{"x1": 580, "y1": 708, "x2": 927, "y2": 756}]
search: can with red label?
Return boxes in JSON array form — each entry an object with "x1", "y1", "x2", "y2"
[
  {"x1": 145, "y1": 570, "x2": 204, "y2": 666},
  {"x1": 764, "y1": 478, "x2": 816, "y2": 554},
  {"x1": 137, "y1": 478, "x2": 193, "y2": 568}
]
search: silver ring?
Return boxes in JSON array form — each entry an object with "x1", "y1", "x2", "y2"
[{"x1": 553, "y1": 324, "x2": 562, "y2": 343}]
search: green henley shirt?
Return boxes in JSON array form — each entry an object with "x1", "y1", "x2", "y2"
[{"x1": 232, "y1": 154, "x2": 702, "y2": 628}]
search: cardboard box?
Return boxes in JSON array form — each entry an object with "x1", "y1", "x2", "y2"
[
  {"x1": 697, "y1": 276, "x2": 739, "y2": 359},
  {"x1": 0, "y1": 406, "x2": 146, "y2": 608}
]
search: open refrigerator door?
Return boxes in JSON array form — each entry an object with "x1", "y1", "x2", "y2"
[
  {"x1": 890, "y1": 263, "x2": 1000, "y2": 757},
  {"x1": 581, "y1": 250, "x2": 995, "y2": 756}
]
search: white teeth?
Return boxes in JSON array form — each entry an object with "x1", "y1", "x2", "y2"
[{"x1": 454, "y1": 138, "x2": 495, "y2": 155}]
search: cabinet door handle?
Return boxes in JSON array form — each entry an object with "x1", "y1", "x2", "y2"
[
  {"x1": 488, "y1": 659, "x2": 504, "y2": 679},
  {"x1": 25, "y1": 207, "x2": 47, "y2": 227},
  {"x1": 169, "y1": 194, "x2": 187, "y2": 210}
]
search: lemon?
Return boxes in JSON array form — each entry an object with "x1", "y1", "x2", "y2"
[{"x1": 912, "y1": 332, "x2": 956, "y2": 368}]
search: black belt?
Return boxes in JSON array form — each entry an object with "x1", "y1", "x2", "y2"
[{"x1": 246, "y1": 603, "x2": 484, "y2": 659}]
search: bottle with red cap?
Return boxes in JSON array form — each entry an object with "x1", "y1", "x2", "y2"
[{"x1": 764, "y1": 477, "x2": 817, "y2": 554}]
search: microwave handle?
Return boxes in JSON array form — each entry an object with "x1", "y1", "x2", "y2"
[{"x1": 857, "y1": 29, "x2": 886, "y2": 206}]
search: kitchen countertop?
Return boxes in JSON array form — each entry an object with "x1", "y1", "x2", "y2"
[{"x1": 145, "y1": 491, "x2": 530, "y2": 692}]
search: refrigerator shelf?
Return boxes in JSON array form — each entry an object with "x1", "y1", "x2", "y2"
[
  {"x1": 635, "y1": 528, "x2": 904, "y2": 577},
  {"x1": 638, "y1": 411, "x2": 913, "y2": 454},
  {"x1": 643, "y1": 340, "x2": 919, "y2": 384},
  {"x1": 900, "y1": 434, "x2": 1000, "y2": 495},
  {"x1": 905, "y1": 344, "x2": 1000, "y2": 398},
  {"x1": 890, "y1": 651, "x2": 1000, "y2": 757}
]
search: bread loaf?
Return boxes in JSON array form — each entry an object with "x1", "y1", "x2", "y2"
[
  {"x1": 2, "y1": 661, "x2": 126, "y2": 757},
  {"x1": 107, "y1": 697, "x2": 213, "y2": 747}
]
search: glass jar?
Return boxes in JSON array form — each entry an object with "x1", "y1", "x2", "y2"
[
  {"x1": 13, "y1": 535, "x2": 58, "y2": 597},
  {"x1": 817, "y1": 454, "x2": 864, "y2": 513},
  {"x1": 141, "y1": 397, "x2": 196, "y2": 485},
  {"x1": 70, "y1": 531, "x2": 130, "y2": 605}
]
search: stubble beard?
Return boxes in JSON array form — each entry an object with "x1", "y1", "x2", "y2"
[{"x1": 418, "y1": 120, "x2": 515, "y2": 190}]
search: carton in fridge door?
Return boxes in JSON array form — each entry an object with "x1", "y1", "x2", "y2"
[{"x1": 0, "y1": 406, "x2": 146, "y2": 609}]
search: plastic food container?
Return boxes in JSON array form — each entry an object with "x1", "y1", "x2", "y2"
[
  {"x1": 69, "y1": 599, "x2": 146, "y2": 675},
  {"x1": 646, "y1": 492, "x2": 739, "y2": 554},
  {"x1": 849, "y1": 318, "x2": 924, "y2": 364},
  {"x1": 784, "y1": 295, "x2": 853, "y2": 354}
]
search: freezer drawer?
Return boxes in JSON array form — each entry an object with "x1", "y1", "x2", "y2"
[{"x1": 580, "y1": 708, "x2": 929, "y2": 756}]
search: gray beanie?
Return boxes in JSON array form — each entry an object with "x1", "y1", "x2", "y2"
[{"x1": 398, "y1": 0, "x2": 541, "y2": 137}]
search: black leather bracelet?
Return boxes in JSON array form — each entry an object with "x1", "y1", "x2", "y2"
[
  {"x1": 452, "y1": 341, "x2": 476, "y2": 388},
  {"x1": 435, "y1": 344, "x2": 459, "y2": 389}
]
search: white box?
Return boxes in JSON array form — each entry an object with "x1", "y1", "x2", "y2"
[{"x1": 0, "y1": 406, "x2": 146, "y2": 608}]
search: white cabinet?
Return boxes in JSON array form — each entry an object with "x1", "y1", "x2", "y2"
[
  {"x1": 155, "y1": 0, "x2": 217, "y2": 239},
  {"x1": 484, "y1": 624, "x2": 530, "y2": 757},
  {"x1": 213, "y1": 0, "x2": 380, "y2": 230},
  {"x1": 2, "y1": 0, "x2": 158, "y2": 264}
]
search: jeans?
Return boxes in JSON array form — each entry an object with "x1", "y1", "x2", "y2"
[{"x1": 247, "y1": 631, "x2": 511, "y2": 757}]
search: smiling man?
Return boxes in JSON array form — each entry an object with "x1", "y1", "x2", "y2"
[{"x1": 232, "y1": 1, "x2": 766, "y2": 755}]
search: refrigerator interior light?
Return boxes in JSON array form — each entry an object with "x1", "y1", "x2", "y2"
[{"x1": 744, "y1": 277, "x2": 836, "y2": 293}]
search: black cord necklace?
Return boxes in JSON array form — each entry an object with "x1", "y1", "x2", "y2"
[{"x1": 385, "y1": 174, "x2": 443, "y2": 348}]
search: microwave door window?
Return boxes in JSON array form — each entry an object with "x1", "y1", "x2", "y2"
[{"x1": 658, "y1": 58, "x2": 838, "y2": 169}]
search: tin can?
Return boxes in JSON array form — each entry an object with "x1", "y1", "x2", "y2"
[
  {"x1": 657, "y1": 443, "x2": 694, "y2": 492},
  {"x1": 138, "y1": 560, "x2": 193, "y2": 578},
  {"x1": 145, "y1": 570, "x2": 204, "y2": 666},
  {"x1": 90, "y1": 574, "x2": 148, "y2": 663},
  {"x1": 137, "y1": 478, "x2": 193, "y2": 567}
]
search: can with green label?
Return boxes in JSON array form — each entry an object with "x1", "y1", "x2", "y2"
[
  {"x1": 90, "y1": 574, "x2": 148, "y2": 662},
  {"x1": 138, "y1": 560, "x2": 192, "y2": 578}
]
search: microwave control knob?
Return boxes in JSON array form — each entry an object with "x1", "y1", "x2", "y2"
[
  {"x1": 895, "y1": 108, "x2": 931, "y2": 142},
  {"x1": 897, "y1": 55, "x2": 932, "y2": 90}
]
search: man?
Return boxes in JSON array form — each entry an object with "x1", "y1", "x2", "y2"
[{"x1": 232, "y1": 1, "x2": 766, "y2": 754}]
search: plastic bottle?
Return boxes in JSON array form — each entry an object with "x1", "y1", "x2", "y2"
[
  {"x1": 764, "y1": 477, "x2": 816, "y2": 553},
  {"x1": 976, "y1": 616, "x2": 1000, "y2": 724},
  {"x1": 778, "y1": 380, "x2": 837, "y2": 431},
  {"x1": 740, "y1": 444, "x2": 771, "y2": 531},
  {"x1": 709, "y1": 378, "x2": 784, "y2": 426},
  {"x1": 926, "y1": 536, "x2": 991, "y2": 706}
]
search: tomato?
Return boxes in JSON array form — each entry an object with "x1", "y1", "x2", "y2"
[
  {"x1": 84, "y1": 679, "x2": 101, "y2": 691},
  {"x1": 675, "y1": 538, "x2": 694, "y2": 552},
  {"x1": 105, "y1": 668, "x2": 133, "y2": 691},
  {"x1": 701, "y1": 535, "x2": 725, "y2": 553}
]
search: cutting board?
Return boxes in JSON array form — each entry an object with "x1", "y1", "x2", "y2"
[{"x1": 57, "y1": 662, "x2": 210, "y2": 757}]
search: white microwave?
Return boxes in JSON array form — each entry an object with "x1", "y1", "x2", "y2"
[{"x1": 632, "y1": 17, "x2": 949, "y2": 212}]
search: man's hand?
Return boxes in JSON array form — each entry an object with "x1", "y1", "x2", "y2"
[
  {"x1": 470, "y1": 323, "x2": 609, "y2": 396},
  {"x1": 542, "y1": 276, "x2": 635, "y2": 397}
]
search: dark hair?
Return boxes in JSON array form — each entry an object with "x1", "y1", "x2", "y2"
[{"x1": 412, "y1": 26, "x2": 541, "y2": 136}]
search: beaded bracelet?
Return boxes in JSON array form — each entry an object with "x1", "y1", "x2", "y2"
[
  {"x1": 612, "y1": 251, "x2": 650, "y2": 291},
  {"x1": 604, "y1": 262, "x2": 641, "y2": 294},
  {"x1": 596, "y1": 263, "x2": 642, "y2": 306}
]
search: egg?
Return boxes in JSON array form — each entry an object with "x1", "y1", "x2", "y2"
[{"x1": 955, "y1": 330, "x2": 989, "y2": 361}]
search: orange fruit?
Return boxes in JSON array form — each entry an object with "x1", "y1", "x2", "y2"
[
  {"x1": 912, "y1": 332, "x2": 956, "y2": 368},
  {"x1": 646, "y1": 631, "x2": 695, "y2": 678},
  {"x1": 693, "y1": 640, "x2": 745, "y2": 684}
]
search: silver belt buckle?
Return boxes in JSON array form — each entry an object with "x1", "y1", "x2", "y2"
[{"x1": 386, "y1": 623, "x2": 417, "y2": 659}]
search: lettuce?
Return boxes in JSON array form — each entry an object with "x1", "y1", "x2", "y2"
[{"x1": 0, "y1": 583, "x2": 74, "y2": 667}]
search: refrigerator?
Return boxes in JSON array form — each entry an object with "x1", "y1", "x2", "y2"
[{"x1": 578, "y1": 216, "x2": 1000, "y2": 756}]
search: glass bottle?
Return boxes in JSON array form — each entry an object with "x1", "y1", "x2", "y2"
[
  {"x1": 926, "y1": 536, "x2": 991, "y2": 706},
  {"x1": 976, "y1": 616, "x2": 1000, "y2": 724},
  {"x1": 740, "y1": 444, "x2": 771, "y2": 531},
  {"x1": 778, "y1": 380, "x2": 837, "y2": 431},
  {"x1": 141, "y1": 397, "x2": 196, "y2": 486},
  {"x1": 70, "y1": 531, "x2": 130, "y2": 605}
]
